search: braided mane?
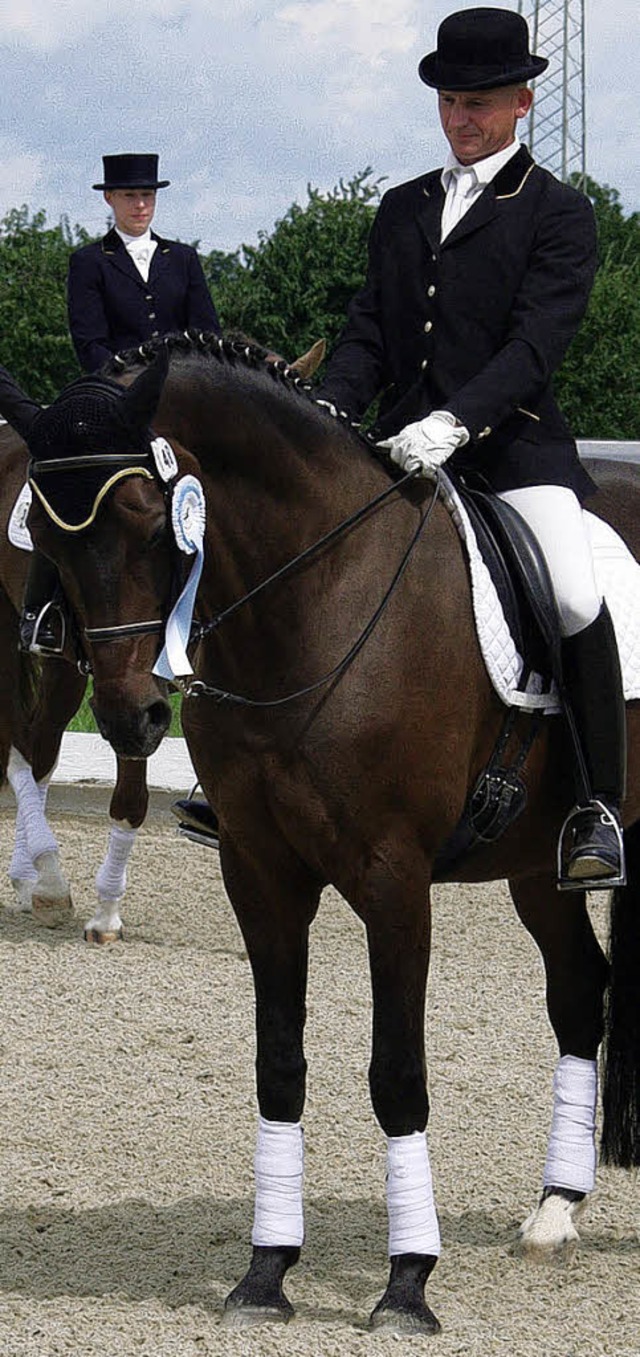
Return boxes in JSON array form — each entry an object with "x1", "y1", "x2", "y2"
[{"x1": 100, "y1": 329, "x2": 377, "y2": 453}]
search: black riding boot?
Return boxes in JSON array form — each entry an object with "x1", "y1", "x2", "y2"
[
  {"x1": 19, "y1": 550, "x2": 65, "y2": 654},
  {"x1": 559, "y1": 602, "x2": 627, "y2": 888}
]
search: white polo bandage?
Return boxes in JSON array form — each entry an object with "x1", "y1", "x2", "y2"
[
  {"x1": 252, "y1": 1116, "x2": 304, "y2": 1247},
  {"x1": 543, "y1": 1055, "x2": 597, "y2": 1194},
  {"x1": 7, "y1": 749, "x2": 58, "y2": 864},
  {"x1": 95, "y1": 824, "x2": 137, "y2": 901},
  {"x1": 387, "y1": 1130, "x2": 441, "y2": 1257}
]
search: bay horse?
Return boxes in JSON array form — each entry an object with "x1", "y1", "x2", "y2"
[
  {"x1": 0, "y1": 419, "x2": 150, "y2": 941},
  {"x1": 3, "y1": 336, "x2": 639, "y2": 1335}
]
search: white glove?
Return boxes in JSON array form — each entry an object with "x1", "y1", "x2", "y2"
[{"x1": 379, "y1": 410, "x2": 469, "y2": 476}]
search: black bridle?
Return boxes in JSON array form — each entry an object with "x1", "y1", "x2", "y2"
[{"x1": 29, "y1": 442, "x2": 440, "y2": 704}]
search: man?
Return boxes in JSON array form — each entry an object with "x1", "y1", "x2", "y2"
[
  {"x1": 20, "y1": 153, "x2": 221, "y2": 654},
  {"x1": 67, "y1": 153, "x2": 220, "y2": 372},
  {"x1": 318, "y1": 7, "x2": 625, "y2": 888}
]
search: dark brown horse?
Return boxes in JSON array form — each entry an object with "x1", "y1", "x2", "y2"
[
  {"x1": 0, "y1": 419, "x2": 150, "y2": 940},
  {"x1": 3, "y1": 337, "x2": 639, "y2": 1335}
]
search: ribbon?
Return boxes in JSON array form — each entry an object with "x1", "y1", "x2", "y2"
[
  {"x1": 8, "y1": 482, "x2": 34, "y2": 552},
  {"x1": 153, "y1": 474, "x2": 206, "y2": 680}
]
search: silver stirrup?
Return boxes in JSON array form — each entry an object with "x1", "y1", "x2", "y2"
[
  {"x1": 557, "y1": 800, "x2": 626, "y2": 892},
  {"x1": 31, "y1": 602, "x2": 66, "y2": 657}
]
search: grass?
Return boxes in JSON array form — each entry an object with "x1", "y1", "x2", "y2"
[{"x1": 67, "y1": 684, "x2": 184, "y2": 736}]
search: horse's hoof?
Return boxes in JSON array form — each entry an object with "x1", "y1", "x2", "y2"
[
  {"x1": 31, "y1": 894, "x2": 74, "y2": 928},
  {"x1": 369, "y1": 1253, "x2": 440, "y2": 1336},
  {"x1": 223, "y1": 1245, "x2": 298, "y2": 1328},
  {"x1": 222, "y1": 1300, "x2": 293, "y2": 1329},
  {"x1": 369, "y1": 1302, "x2": 440, "y2": 1336},
  {"x1": 516, "y1": 1188, "x2": 585, "y2": 1261},
  {"x1": 8, "y1": 879, "x2": 35, "y2": 914},
  {"x1": 84, "y1": 926, "x2": 124, "y2": 945}
]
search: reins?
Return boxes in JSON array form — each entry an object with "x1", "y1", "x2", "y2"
[{"x1": 175, "y1": 469, "x2": 440, "y2": 708}]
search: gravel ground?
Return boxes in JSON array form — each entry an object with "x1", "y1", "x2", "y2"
[{"x1": 0, "y1": 804, "x2": 638, "y2": 1357}]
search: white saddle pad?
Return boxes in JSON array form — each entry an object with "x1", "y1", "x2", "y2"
[{"x1": 439, "y1": 470, "x2": 640, "y2": 714}]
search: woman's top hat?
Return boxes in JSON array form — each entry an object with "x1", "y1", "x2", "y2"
[
  {"x1": 419, "y1": 7, "x2": 548, "y2": 91},
  {"x1": 92, "y1": 154, "x2": 170, "y2": 190}
]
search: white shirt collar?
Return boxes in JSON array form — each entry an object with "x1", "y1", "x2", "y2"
[
  {"x1": 115, "y1": 227, "x2": 153, "y2": 252},
  {"x1": 441, "y1": 136, "x2": 521, "y2": 192}
]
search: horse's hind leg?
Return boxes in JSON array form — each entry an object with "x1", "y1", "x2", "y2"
[
  {"x1": 508, "y1": 871, "x2": 608, "y2": 1260},
  {"x1": 84, "y1": 758, "x2": 148, "y2": 943},
  {"x1": 219, "y1": 837, "x2": 321, "y2": 1328},
  {"x1": 360, "y1": 863, "x2": 441, "y2": 1335}
]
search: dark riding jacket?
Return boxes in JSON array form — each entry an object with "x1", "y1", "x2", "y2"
[
  {"x1": 319, "y1": 146, "x2": 598, "y2": 500},
  {"x1": 67, "y1": 228, "x2": 220, "y2": 372}
]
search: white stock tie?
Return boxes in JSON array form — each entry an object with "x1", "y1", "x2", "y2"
[{"x1": 440, "y1": 165, "x2": 478, "y2": 241}]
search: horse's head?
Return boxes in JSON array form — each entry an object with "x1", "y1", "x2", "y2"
[{"x1": 10, "y1": 351, "x2": 188, "y2": 758}]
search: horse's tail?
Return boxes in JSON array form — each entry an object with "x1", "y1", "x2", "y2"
[{"x1": 600, "y1": 817, "x2": 640, "y2": 1166}]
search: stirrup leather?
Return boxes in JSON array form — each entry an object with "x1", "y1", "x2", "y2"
[{"x1": 557, "y1": 800, "x2": 626, "y2": 892}]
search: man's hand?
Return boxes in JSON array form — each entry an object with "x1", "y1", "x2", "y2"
[{"x1": 378, "y1": 410, "x2": 469, "y2": 476}]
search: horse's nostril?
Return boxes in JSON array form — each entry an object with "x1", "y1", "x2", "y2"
[{"x1": 147, "y1": 700, "x2": 171, "y2": 734}]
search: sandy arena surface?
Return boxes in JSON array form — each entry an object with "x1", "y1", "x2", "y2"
[{"x1": 0, "y1": 799, "x2": 638, "y2": 1357}]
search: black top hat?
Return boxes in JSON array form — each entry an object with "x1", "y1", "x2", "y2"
[
  {"x1": 419, "y1": 7, "x2": 548, "y2": 91},
  {"x1": 92, "y1": 154, "x2": 170, "y2": 190}
]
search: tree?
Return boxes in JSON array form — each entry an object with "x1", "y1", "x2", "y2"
[
  {"x1": 0, "y1": 207, "x2": 91, "y2": 401},
  {"x1": 204, "y1": 170, "x2": 384, "y2": 357},
  {"x1": 555, "y1": 179, "x2": 640, "y2": 439}
]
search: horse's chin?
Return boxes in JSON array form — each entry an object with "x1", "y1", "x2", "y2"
[{"x1": 91, "y1": 697, "x2": 172, "y2": 759}]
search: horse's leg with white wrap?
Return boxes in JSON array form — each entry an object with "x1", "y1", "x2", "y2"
[
  {"x1": 84, "y1": 822, "x2": 137, "y2": 943},
  {"x1": 8, "y1": 798, "x2": 38, "y2": 912},
  {"x1": 224, "y1": 1116, "x2": 304, "y2": 1327},
  {"x1": 7, "y1": 749, "x2": 72, "y2": 925},
  {"x1": 518, "y1": 1055, "x2": 596, "y2": 1258}
]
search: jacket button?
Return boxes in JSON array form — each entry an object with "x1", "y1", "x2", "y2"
[
  {"x1": 151, "y1": 330, "x2": 159, "y2": 337},
  {"x1": 478, "y1": 425, "x2": 492, "y2": 439},
  {"x1": 149, "y1": 312, "x2": 156, "y2": 319},
  {"x1": 427, "y1": 285, "x2": 436, "y2": 297},
  {"x1": 423, "y1": 320, "x2": 433, "y2": 333},
  {"x1": 421, "y1": 359, "x2": 429, "y2": 370},
  {"x1": 145, "y1": 294, "x2": 153, "y2": 301}
]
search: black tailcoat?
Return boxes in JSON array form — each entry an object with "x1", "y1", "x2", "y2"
[
  {"x1": 320, "y1": 147, "x2": 597, "y2": 499},
  {"x1": 67, "y1": 228, "x2": 220, "y2": 372}
]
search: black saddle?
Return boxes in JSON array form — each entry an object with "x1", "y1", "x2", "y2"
[{"x1": 433, "y1": 476, "x2": 565, "y2": 877}]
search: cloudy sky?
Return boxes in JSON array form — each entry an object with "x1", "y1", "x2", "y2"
[{"x1": 1, "y1": 0, "x2": 637, "y2": 257}]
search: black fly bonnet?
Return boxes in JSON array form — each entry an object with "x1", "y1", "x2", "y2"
[{"x1": 27, "y1": 377, "x2": 155, "y2": 530}]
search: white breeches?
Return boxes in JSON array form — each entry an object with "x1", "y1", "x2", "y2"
[{"x1": 497, "y1": 485, "x2": 601, "y2": 638}]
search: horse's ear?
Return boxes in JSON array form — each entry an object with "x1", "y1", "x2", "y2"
[
  {"x1": 291, "y1": 339, "x2": 326, "y2": 379},
  {"x1": 0, "y1": 364, "x2": 42, "y2": 441},
  {"x1": 122, "y1": 345, "x2": 170, "y2": 431}
]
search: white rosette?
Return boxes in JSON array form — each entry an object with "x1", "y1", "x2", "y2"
[{"x1": 153, "y1": 475, "x2": 206, "y2": 680}]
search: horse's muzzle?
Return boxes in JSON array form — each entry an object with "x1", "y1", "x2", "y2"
[{"x1": 90, "y1": 690, "x2": 172, "y2": 758}]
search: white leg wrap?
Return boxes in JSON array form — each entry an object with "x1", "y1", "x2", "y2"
[
  {"x1": 9, "y1": 801, "x2": 38, "y2": 885},
  {"x1": 387, "y1": 1131, "x2": 441, "y2": 1258},
  {"x1": 95, "y1": 823, "x2": 137, "y2": 901},
  {"x1": 7, "y1": 749, "x2": 58, "y2": 863},
  {"x1": 251, "y1": 1116, "x2": 304, "y2": 1248},
  {"x1": 543, "y1": 1055, "x2": 597, "y2": 1194}
]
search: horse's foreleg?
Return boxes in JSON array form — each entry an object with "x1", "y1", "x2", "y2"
[
  {"x1": 509, "y1": 873, "x2": 608, "y2": 1260},
  {"x1": 362, "y1": 864, "x2": 440, "y2": 1335},
  {"x1": 84, "y1": 758, "x2": 148, "y2": 943},
  {"x1": 220, "y1": 839, "x2": 321, "y2": 1329},
  {"x1": 7, "y1": 748, "x2": 72, "y2": 926}
]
